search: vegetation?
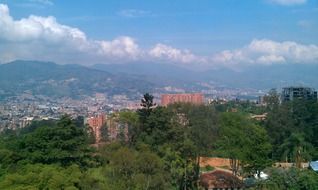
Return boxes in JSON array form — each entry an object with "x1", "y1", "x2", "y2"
[
  {"x1": 0, "y1": 93, "x2": 318, "y2": 189},
  {"x1": 252, "y1": 168, "x2": 318, "y2": 190}
]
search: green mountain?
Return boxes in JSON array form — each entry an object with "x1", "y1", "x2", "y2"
[{"x1": 0, "y1": 60, "x2": 156, "y2": 99}]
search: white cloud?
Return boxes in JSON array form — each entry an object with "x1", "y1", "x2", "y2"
[
  {"x1": 0, "y1": 4, "x2": 317, "y2": 67},
  {"x1": 0, "y1": 4, "x2": 141, "y2": 64},
  {"x1": 212, "y1": 39, "x2": 318, "y2": 65},
  {"x1": 98, "y1": 37, "x2": 140, "y2": 59},
  {"x1": 268, "y1": 0, "x2": 307, "y2": 6},
  {"x1": 149, "y1": 43, "x2": 206, "y2": 64}
]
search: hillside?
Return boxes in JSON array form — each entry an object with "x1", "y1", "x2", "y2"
[
  {"x1": 0, "y1": 60, "x2": 156, "y2": 99},
  {"x1": 93, "y1": 62, "x2": 318, "y2": 90},
  {"x1": 1, "y1": 60, "x2": 318, "y2": 100}
]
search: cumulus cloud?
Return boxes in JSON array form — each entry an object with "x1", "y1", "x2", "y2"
[
  {"x1": 149, "y1": 44, "x2": 206, "y2": 64},
  {"x1": 0, "y1": 4, "x2": 206, "y2": 65},
  {"x1": 0, "y1": 4, "x2": 141, "y2": 64},
  {"x1": 98, "y1": 37, "x2": 140, "y2": 59},
  {"x1": 212, "y1": 39, "x2": 318, "y2": 65},
  {"x1": 0, "y1": 4, "x2": 317, "y2": 67},
  {"x1": 268, "y1": 0, "x2": 307, "y2": 6}
]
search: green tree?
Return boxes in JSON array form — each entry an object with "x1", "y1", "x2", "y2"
[
  {"x1": 254, "y1": 168, "x2": 318, "y2": 190},
  {"x1": 100, "y1": 123, "x2": 109, "y2": 142},
  {"x1": 278, "y1": 133, "x2": 314, "y2": 165},
  {"x1": 138, "y1": 93, "x2": 156, "y2": 121},
  {"x1": 100, "y1": 146, "x2": 171, "y2": 190},
  {"x1": 263, "y1": 88, "x2": 280, "y2": 111},
  {"x1": 0, "y1": 115, "x2": 97, "y2": 168},
  {"x1": 216, "y1": 112, "x2": 272, "y2": 176},
  {"x1": 0, "y1": 164, "x2": 83, "y2": 190}
]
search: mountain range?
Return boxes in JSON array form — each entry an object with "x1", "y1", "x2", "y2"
[
  {"x1": 0, "y1": 60, "x2": 156, "y2": 100},
  {"x1": 0, "y1": 60, "x2": 317, "y2": 100},
  {"x1": 93, "y1": 62, "x2": 318, "y2": 89}
]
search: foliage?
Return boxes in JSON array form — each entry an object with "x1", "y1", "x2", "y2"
[
  {"x1": 216, "y1": 112, "x2": 272, "y2": 176},
  {"x1": 0, "y1": 164, "x2": 82, "y2": 190},
  {"x1": 97, "y1": 145, "x2": 172, "y2": 190},
  {"x1": 264, "y1": 99, "x2": 318, "y2": 161},
  {"x1": 1, "y1": 92, "x2": 318, "y2": 189},
  {"x1": 278, "y1": 133, "x2": 314, "y2": 164},
  {"x1": 253, "y1": 168, "x2": 318, "y2": 190},
  {"x1": 0, "y1": 115, "x2": 97, "y2": 170}
]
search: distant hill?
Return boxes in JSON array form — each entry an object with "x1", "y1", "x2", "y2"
[
  {"x1": 1, "y1": 60, "x2": 317, "y2": 100},
  {"x1": 93, "y1": 62, "x2": 318, "y2": 90},
  {"x1": 203, "y1": 64, "x2": 318, "y2": 90},
  {"x1": 93, "y1": 62, "x2": 201, "y2": 80},
  {"x1": 0, "y1": 60, "x2": 156, "y2": 99}
]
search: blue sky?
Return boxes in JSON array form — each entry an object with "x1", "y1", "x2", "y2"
[{"x1": 0, "y1": 0, "x2": 317, "y2": 67}]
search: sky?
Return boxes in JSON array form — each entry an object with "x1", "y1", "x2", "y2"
[{"x1": 0, "y1": 0, "x2": 317, "y2": 68}]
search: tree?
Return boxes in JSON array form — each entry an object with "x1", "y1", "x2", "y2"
[
  {"x1": 0, "y1": 164, "x2": 83, "y2": 190},
  {"x1": 1, "y1": 115, "x2": 97, "y2": 168},
  {"x1": 118, "y1": 111, "x2": 139, "y2": 144},
  {"x1": 254, "y1": 168, "x2": 318, "y2": 190},
  {"x1": 263, "y1": 88, "x2": 280, "y2": 111},
  {"x1": 138, "y1": 93, "x2": 157, "y2": 121},
  {"x1": 216, "y1": 112, "x2": 272, "y2": 176},
  {"x1": 100, "y1": 146, "x2": 171, "y2": 190},
  {"x1": 140, "y1": 93, "x2": 156, "y2": 110},
  {"x1": 264, "y1": 99, "x2": 318, "y2": 161},
  {"x1": 100, "y1": 123, "x2": 109, "y2": 142},
  {"x1": 186, "y1": 104, "x2": 219, "y2": 185},
  {"x1": 264, "y1": 102, "x2": 295, "y2": 160},
  {"x1": 278, "y1": 133, "x2": 314, "y2": 165}
]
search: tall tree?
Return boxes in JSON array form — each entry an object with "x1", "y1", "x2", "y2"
[
  {"x1": 278, "y1": 133, "x2": 314, "y2": 165},
  {"x1": 216, "y1": 112, "x2": 272, "y2": 176},
  {"x1": 138, "y1": 93, "x2": 156, "y2": 119}
]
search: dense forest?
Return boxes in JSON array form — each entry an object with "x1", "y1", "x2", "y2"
[{"x1": 0, "y1": 93, "x2": 318, "y2": 189}]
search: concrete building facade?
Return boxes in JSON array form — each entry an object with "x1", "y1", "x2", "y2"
[{"x1": 282, "y1": 87, "x2": 317, "y2": 102}]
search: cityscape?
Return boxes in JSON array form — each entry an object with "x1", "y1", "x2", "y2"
[
  {"x1": 0, "y1": 0, "x2": 318, "y2": 189},
  {"x1": 0, "y1": 82, "x2": 265, "y2": 131}
]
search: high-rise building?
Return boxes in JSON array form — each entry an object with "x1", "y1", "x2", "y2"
[
  {"x1": 161, "y1": 93, "x2": 204, "y2": 106},
  {"x1": 85, "y1": 114, "x2": 106, "y2": 143},
  {"x1": 281, "y1": 87, "x2": 317, "y2": 102},
  {"x1": 85, "y1": 113, "x2": 129, "y2": 144}
]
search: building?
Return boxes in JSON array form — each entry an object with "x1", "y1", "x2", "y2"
[
  {"x1": 200, "y1": 170, "x2": 244, "y2": 190},
  {"x1": 85, "y1": 114, "x2": 106, "y2": 143},
  {"x1": 106, "y1": 116, "x2": 129, "y2": 142},
  {"x1": 281, "y1": 87, "x2": 317, "y2": 102},
  {"x1": 161, "y1": 93, "x2": 204, "y2": 106},
  {"x1": 250, "y1": 113, "x2": 267, "y2": 121},
  {"x1": 85, "y1": 113, "x2": 129, "y2": 144}
]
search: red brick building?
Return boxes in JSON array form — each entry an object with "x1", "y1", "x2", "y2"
[
  {"x1": 85, "y1": 113, "x2": 129, "y2": 144},
  {"x1": 161, "y1": 93, "x2": 204, "y2": 106},
  {"x1": 86, "y1": 114, "x2": 106, "y2": 143}
]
